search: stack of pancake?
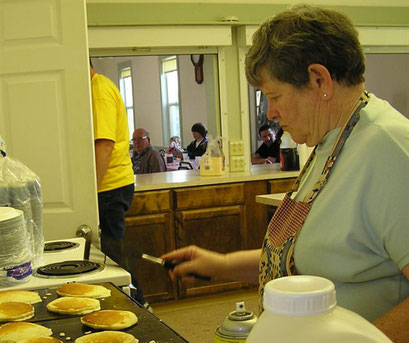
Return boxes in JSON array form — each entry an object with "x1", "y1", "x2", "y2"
[{"x1": 0, "y1": 290, "x2": 41, "y2": 322}]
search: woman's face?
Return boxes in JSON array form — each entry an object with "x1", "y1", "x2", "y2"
[
  {"x1": 259, "y1": 69, "x2": 324, "y2": 147},
  {"x1": 192, "y1": 131, "x2": 203, "y2": 141}
]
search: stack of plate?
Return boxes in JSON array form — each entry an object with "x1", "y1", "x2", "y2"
[{"x1": 0, "y1": 207, "x2": 32, "y2": 286}]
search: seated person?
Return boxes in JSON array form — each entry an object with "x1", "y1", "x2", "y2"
[
  {"x1": 186, "y1": 123, "x2": 208, "y2": 159},
  {"x1": 165, "y1": 136, "x2": 184, "y2": 159},
  {"x1": 131, "y1": 128, "x2": 167, "y2": 174},
  {"x1": 251, "y1": 125, "x2": 283, "y2": 164}
]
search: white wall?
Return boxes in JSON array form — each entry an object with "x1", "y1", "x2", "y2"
[
  {"x1": 91, "y1": 56, "x2": 163, "y2": 145},
  {"x1": 132, "y1": 56, "x2": 163, "y2": 145},
  {"x1": 91, "y1": 54, "x2": 218, "y2": 148},
  {"x1": 365, "y1": 54, "x2": 409, "y2": 118}
]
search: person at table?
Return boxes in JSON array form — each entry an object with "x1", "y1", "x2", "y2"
[
  {"x1": 131, "y1": 128, "x2": 167, "y2": 174},
  {"x1": 186, "y1": 123, "x2": 208, "y2": 159},
  {"x1": 161, "y1": 5, "x2": 409, "y2": 342},
  {"x1": 165, "y1": 136, "x2": 184, "y2": 160},
  {"x1": 251, "y1": 124, "x2": 283, "y2": 164}
]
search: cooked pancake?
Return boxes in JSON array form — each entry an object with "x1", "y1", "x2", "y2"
[
  {"x1": 0, "y1": 322, "x2": 52, "y2": 342},
  {"x1": 56, "y1": 283, "x2": 111, "y2": 299},
  {"x1": 0, "y1": 290, "x2": 41, "y2": 304},
  {"x1": 20, "y1": 337, "x2": 63, "y2": 343},
  {"x1": 0, "y1": 301, "x2": 34, "y2": 321},
  {"x1": 81, "y1": 310, "x2": 138, "y2": 330},
  {"x1": 75, "y1": 331, "x2": 138, "y2": 343},
  {"x1": 46, "y1": 297, "x2": 100, "y2": 315}
]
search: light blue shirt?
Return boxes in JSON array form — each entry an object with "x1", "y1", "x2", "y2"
[{"x1": 294, "y1": 94, "x2": 409, "y2": 321}]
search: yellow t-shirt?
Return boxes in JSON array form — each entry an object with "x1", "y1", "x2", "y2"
[{"x1": 91, "y1": 73, "x2": 134, "y2": 192}]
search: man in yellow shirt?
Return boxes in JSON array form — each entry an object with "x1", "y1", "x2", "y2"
[{"x1": 90, "y1": 62, "x2": 149, "y2": 310}]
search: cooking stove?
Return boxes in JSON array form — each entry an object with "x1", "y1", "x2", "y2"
[{"x1": 0, "y1": 237, "x2": 132, "y2": 294}]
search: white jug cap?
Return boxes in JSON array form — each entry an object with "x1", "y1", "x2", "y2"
[{"x1": 263, "y1": 275, "x2": 337, "y2": 316}]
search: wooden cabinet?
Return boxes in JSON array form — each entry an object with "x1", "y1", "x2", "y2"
[
  {"x1": 124, "y1": 177, "x2": 295, "y2": 303},
  {"x1": 173, "y1": 184, "x2": 247, "y2": 297},
  {"x1": 124, "y1": 190, "x2": 176, "y2": 303},
  {"x1": 245, "y1": 181, "x2": 269, "y2": 249},
  {"x1": 174, "y1": 183, "x2": 245, "y2": 209},
  {"x1": 175, "y1": 206, "x2": 246, "y2": 297},
  {"x1": 124, "y1": 212, "x2": 176, "y2": 302}
]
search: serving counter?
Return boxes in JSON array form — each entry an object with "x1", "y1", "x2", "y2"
[
  {"x1": 133, "y1": 164, "x2": 299, "y2": 191},
  {"x1": 124, "y1": 164, "x2": 298, "y2": 303}
]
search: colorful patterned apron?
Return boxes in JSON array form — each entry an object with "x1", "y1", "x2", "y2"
[{"x1": 259, "y1": 91, "x2": 370, "y2": 307}]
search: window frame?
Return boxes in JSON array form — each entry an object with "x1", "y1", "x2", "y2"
[
  {"x1": 159, "y1": 55, "x2": 182, "y2": 145},
  {"x1": 118, "y1": 60, "x2": 135, "y2": 140}
]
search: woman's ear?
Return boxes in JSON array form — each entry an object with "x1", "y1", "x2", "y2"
[{"x1": 307, "y1": 64, "x2": 333, "y2": 100}]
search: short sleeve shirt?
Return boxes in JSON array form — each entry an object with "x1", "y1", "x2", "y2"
[
  {"x1": 293, "y1": 94, "x2": 409, "y2": 321},
  {"x1": 91, "y1": 73, "x2": 134, "y2": 192}
]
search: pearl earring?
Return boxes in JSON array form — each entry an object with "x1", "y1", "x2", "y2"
[{"x1": 323, "y1": 93, "x2": 327, "y2": 97}]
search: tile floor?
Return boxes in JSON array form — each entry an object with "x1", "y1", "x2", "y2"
[{"x1": 152, "y1": 288, "x2": 259, "y2": 343}]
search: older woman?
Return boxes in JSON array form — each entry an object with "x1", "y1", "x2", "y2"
[
  {"x1": 161, "y1": 5, "x2": 409, "y2": 340},
  {"x1": 186, "y1": 123, "x2": 208, "y2": 159}
]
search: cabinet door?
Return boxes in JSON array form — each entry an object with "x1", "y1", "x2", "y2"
[
  {"x1": 175, "y1": 205, "x2": 246, "y2": 298},
  {"x1": 269, "y1": 178, "x2": 296, "y2": 194},
  {"x1": 124, "y1": 212, "x2": 176, "y2": 303},
  {"x1": 245, "y1": 181, "x2": 269, "y2": 249}
]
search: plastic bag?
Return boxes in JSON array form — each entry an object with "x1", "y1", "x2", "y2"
[
  {"x1": 0, "y1": 135, "x2": 44, "y2": 270},
  {"x1": 200, "y1": 136, "x2": 226, "y2": 176}
]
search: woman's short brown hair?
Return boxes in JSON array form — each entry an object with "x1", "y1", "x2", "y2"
[{"x1": 245, "y1": 4, "x2": 365, "y2": 88}]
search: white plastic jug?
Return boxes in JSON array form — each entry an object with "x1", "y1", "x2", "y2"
[{"x1": 246, "y1": 275, "x2": 392, "y2": 343}]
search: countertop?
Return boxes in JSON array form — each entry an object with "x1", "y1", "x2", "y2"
[
  {"x1": 255, "y1": 192, "x2": 286, "y2": 206},
  {"x1": 134, "y1": 164, "x2": 299, "y2": 192}
]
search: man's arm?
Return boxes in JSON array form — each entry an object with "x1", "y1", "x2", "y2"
[
  {"x1": 373, "y1": 263, "x2": 409, "y2": 342},
  {"x1": 149, "y1": 151, "x2": 167, "y2": 173},
  {"x1": 251, "y1": 153, "x2": 271, "y2": 164},
  {"x1": 94, "y1": 139, "x2": 114, "y2": 185}
]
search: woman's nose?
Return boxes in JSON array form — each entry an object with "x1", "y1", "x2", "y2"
[{"x1": 267, "y1": 103, "x2": 279, "y2": 121}]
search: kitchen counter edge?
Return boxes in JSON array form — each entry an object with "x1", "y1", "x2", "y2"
[{"x1": 134, "y1": 164, "x2": 299, "y2": 192}]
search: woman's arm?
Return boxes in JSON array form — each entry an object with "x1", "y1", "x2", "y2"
[
  {"x1": 161, "y1": 246, "x2": 261, "y2": 284},
  {"x1": 372, "y1": 263, "x2": 409, "y2": 342}
]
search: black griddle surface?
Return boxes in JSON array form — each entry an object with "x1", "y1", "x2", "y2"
[{"x1": 1, "y1": 283, "x2": 188, "y2": 343}]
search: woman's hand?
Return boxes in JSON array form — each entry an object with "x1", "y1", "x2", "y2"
[{"x1": 161, "y1": 245, "x2": 226, "y2": 282}]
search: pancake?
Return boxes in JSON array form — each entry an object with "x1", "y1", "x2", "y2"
[
  {"x1": 0, "y1": 290, "x2": 41, "y2": 304},
  {"x1": 75, "y1": 331, "x2": 138, "y2": 343},
  {"x1": 56, "y1": 283, "x2": 111, "y2": 299},
  {"x1": 20, "y1": 337, "x2": 63, "y2": 343},
  {"x1": 46, "y1": 297, "x2": 100, "y2": 315},
  {"x1": 0, "y1": 322, "x2": 52, "y2": 342},
  {"x1": 81, "y1": 310, "x2": 138, "y2": 330},
  {"x1": 0, "y1": 301, "x2": 34, "y2": 321}
]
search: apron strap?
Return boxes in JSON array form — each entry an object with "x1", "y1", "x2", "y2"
[{"x1": 288, "y1": 91, "x2": 369, "y2": 202}]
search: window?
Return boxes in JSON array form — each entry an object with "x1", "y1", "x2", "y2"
[
  {"x1": 119, "y1": 66, "x2": 135, "y2": 139},
  {"x1": 160, "y1": 56, "x2": 181, "y2": 144}
]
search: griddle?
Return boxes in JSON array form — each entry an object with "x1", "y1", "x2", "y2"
[{"x1": 1, "y1": 282, "x2": 188, "y2": 343}]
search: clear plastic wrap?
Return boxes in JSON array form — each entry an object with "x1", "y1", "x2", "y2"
[
  {"x1": 0, "y1": 135, "x2": 44, "y2": 270},
  {"x1": 0, "y1": 207, "x2": 33, "y2": 285}
]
